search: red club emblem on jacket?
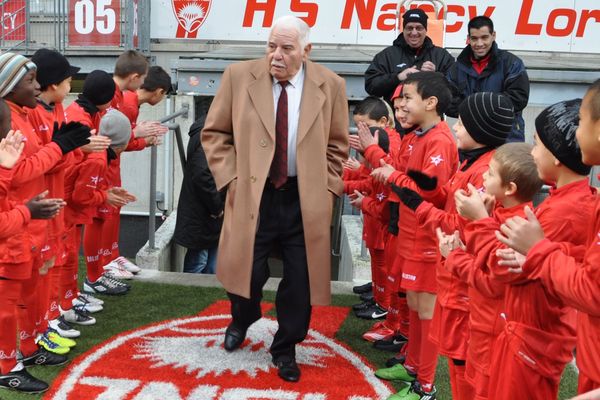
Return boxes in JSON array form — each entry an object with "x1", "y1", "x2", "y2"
[{"x1": 171, "y1": 1, "x2": 212, "y2": 38}]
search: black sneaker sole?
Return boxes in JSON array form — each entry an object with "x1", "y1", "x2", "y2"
[{"x1": 0, "y1": 385, "x2": 49, "y2": 394}]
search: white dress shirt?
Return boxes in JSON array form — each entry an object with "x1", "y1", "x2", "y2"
[{"x1": 272, "y1": 64, "x2": 304, "y2": 177}]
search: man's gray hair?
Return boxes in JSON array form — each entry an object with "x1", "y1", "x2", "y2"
[{"x1": 270, "y1": 15, "x2": 311, "y2": 48}]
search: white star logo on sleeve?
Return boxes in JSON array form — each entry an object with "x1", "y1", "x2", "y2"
[
  {"x1": 430, "y1": 155, "x2": 443, "y2": 166},
  {"x1": 408, "y1": 144, "x2": 414, "y2": 154},
  {"x1": 376, "y1": 192, "x2": 386, "y2": 202}
]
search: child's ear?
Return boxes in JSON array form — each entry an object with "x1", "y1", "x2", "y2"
[
  {"x1": 553, "y1": 156, "x2": 561, "y2": 167},
  {"x1": 425, "y1": 96, "x2": 438, "y2": 112},
  {"x1": 505, "y1": 182, "x2": 518, "y2": 197}
]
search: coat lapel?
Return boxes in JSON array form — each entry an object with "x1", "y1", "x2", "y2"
[
  {"x1": 297, "y1": 60, "x2": 325, "y2": 145},
  {"x1": 247, "y1": 60, "x2": 275, "y2": 141}
]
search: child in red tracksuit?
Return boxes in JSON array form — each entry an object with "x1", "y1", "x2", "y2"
[
  {"x1": 459, "y1": 99, "x2": 595, "y2": 400},
  {"x1": 0, "y1": 52, "x2": 89, "y2": 373},
  {"x1": 448, "y1": 143, "x2": 543, "y2": 400},
  {"x1": 346, "y1": 96, "x2": 399, "y2": 323},
  {"x1": 346, "y1": 127, "x2": 392, "y2": 335},
  {"x1": 27, "y1": 48, "x2": 85, "y2": 353},
  {"x1": 370, "y1": 72, "x2": 459, "y2": 399},
  {"x1": 76, "y1": 110, "x2": 136, "y2": 295},
  {"x1": 352, "y1": 88, "x2": 417, "y2": 354},
  {"x1": 385, "y1": 92, "x2": 515, "y2": 400},
  {"x1": 495, "y1": 82, "x2": 600, "y2": 397}
]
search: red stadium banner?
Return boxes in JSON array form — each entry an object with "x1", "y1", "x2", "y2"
[
  {"x1": 69, "y1": 0, "x2": 121, "y2": 46},
  {"x1": 1, "y1": 0, "x2": 26, "y2": 42}
]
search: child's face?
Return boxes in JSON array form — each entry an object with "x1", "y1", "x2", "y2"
[
  {"x1": 531, "y1": 132, "x2": 558, "y2": 184},
  {"x1": 576, "y1": 90, "x2": 600, "y2": 165},
  {"x1": 393, "y1": 97, "x2": 412, "y2": 129},
  {"x1": 353, "y1": 113, "x2": 386, "y2": 129},
  {"x1": 51, "y1": 77, "x2": 72, "y2": 103},
  {"x1": 9, "y1": 70, "x2": 40, "y2": 109},
  {"x1": 453, "y1": 117, "x2": 480, "y2": 150},
  {"x1": 112, "y1": 144, "x2": 127, "y2": 154},
  {"x1": 483, "y1": 159, "x2": 507, "y2": 200},
  {"x1": 400, "y1": 83, "x2": 432, "y2": 126},
  {"x1": 146, "y1": 88, "x2": 166, "y2": 106}
]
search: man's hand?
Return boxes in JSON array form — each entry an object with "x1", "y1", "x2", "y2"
[
  {"x1": 371, "y1": 159, "x2": 395, "y2": 183},
  {"x1": 495, "y1": 206, "x2": 544, "y2": 255},
  {"x1": 421, "y1": 61, "x2": 437, "y2": 72},
  {"x1": 81, "y1": 133, "x2": 111, "y2": 153},
  {"x1": 455, "y1": 183, "x2": 490, "y2": 221},
  {"x1": 134, "y1": 121, "x2": 168, "y2": 139},
  {"x1": 398, "y1": 66, "x2": 419, "y2": 81},
  {"x1": 407, "y1": 169, "x2": 437, "y2": 191},
  {"x1": 436, "y1": 228, "x2": 465, "y2": 259},
  {"x1": 348, "y1": 190, "x2": 365, "y2": 209},
  {"x1": 343, "y1": 156, "x2": 361, "y2": 171},
  {"x1": 26, "y1": 191, "x2": 66, "y2": 219},
  {"x1": 0, "y1": 130, "x2": 25, "y2": 169},
  {"x1": 496, "y1": 248, "x2": 526, "y2": 274}
]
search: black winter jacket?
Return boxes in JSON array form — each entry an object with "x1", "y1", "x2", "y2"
[
  {"x1": 364, "y1": 34, "x2": 455, "y2": 100},
  {"x1": 173, "y1": 118, "x2": 225, "y2": 250},
  {"x1": 446, "y1": 42, "x2": 530, "y2": 142}
]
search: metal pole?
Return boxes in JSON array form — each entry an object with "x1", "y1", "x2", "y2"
[
  {"x1": 163, "y1": 123, "x2": 187, "y2": 170},
  {"x1": 149, "y1": 145, "x2": 158, "y2": 249}
]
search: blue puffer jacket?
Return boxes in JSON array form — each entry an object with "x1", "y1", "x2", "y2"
[{"x1": 446, "y1": 42, "x2": 530, "y2": 142}]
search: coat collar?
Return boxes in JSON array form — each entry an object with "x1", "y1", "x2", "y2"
[{"x1": 247, "y1": 58, "x2": 325, "y2": 145}]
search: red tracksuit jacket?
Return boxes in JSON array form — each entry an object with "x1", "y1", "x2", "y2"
[
  {"x1": 386, "y1": 122, "x2": 458, "y2": 263},
  {"x1": 451, "y1": 202, "x2": 532, "y2": 377},
  {"x1": 96, "y1": 152, "x2": 121, "y2": 220},
  {"x1": 524, "y1": 196, "x2": 600, "y2": 384},
  {"x1": 111, "y1": 86, "x2": 146, "y2": 151},
  {"x1": 0, "y1": 167, "x2": 33, "y2": 278},
  {"x1": 64, "y1": 151, "x2": 108, "y2": 226},
  {"x1": 28, "y1": 101, "x2": 70, "y2": 249},
  {"x1": 65, "y1": 100, "x2": 103, "y2": 132},
  {"x1": 7, "y1": 101, "x2": 63, "y2": 277},
  {"x1": 416, "y1": 150, "x2": 494, "y2": 312},
  {"x1": 471, "y1": 179, "x2": 596, "y2": 380}
]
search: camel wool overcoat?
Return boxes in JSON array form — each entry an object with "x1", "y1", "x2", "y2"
[{"x1": 201, "y1": 58, "x2": 349, "y2": 305}]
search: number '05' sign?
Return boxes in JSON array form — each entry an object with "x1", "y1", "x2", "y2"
[{"x1": 69, "y1": 0, "x2": 121, "y2": 46}]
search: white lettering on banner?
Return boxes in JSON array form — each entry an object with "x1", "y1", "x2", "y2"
[
  {"x1": 2, "y1": 12, "x2": 18, "y2": 30},
  {"x1": 150, "y1": 0, "x2": 600, "y2": 53}
]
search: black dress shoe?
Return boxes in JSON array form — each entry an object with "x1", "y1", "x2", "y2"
[
  {"x1": 21, "y1": 348, "x2": 68, "y2": 367},
  {"x1": 223, "y1": 325, "x2": 246, "y2": 351},
  {"x1": 273, "y1": 357, "x2": 300, "y2": 382},
  {"x1": 0, "y1": 368, "x2": 49, "y2": 393},
  {"x1": 353, "y1": 281, "x2": 373, "y2": 294}
]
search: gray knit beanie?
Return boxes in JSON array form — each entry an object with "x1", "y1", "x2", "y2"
[{"x1": 99, "y1": 109, "x2": 131, "y2": 147}]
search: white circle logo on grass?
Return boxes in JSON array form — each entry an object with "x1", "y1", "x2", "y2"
[{"x1": 47, "y1": 311, "x2": 393, "y2": 399}]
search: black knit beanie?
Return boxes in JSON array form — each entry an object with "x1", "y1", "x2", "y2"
[
  {"x1": 459, "y1": 92, "x2": 514, "y2": 148},
  {"x1": 535, "y1": 99, "x2": 590, "y2": 175},
  {"x1": 402, "y1": 9, "x2": 428, "y2": 30},
  {"x1": 31, "y1": 49, "x2": 80, "y2": 88},
  {"x1": 82, "y1": 70, "x2": 115, "y2": 106}
]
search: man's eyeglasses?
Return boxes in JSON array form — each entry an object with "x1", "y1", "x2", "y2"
[{"x1": 404, "y1": 26, "x2": 425, "y2": 33}]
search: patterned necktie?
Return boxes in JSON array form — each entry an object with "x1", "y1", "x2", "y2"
[{"x1": 270, "y1": 80, "x2": 289, "y2": 188}]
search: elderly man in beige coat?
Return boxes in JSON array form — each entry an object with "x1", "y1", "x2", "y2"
[{"x1": 201, "y1": 15, "x2": 348, "y2": 382}]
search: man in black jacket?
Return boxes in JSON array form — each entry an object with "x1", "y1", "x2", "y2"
[
  {"x1": 365, "y1": 9, "x2": 455, "y2": 100},
  {"x1": 173, "y1": 117, "x2": 225, "y2": 273},
  {"x1": 446, "y1": 16, "x2": 530, "y2": 142}
]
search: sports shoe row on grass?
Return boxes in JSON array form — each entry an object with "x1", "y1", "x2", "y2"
[
  {"x1": 0, "y1": 258, "x2": 141, "y2": 394},
  {"x1": 352, "y1": 281, "x2": 437, "y2": 400}
]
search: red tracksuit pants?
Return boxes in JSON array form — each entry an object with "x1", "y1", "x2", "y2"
[{"x1": 83, "y1": 216, "x2": 119, "y2": 282}]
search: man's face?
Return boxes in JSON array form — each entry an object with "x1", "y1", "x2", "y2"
[
  {"x1": 266, "y1": 26, "x2": 311, "y2": 82},
  {"x1": 403, "y1": 22, "x2": 427, "y2": 48},
  {"x1": 468, "y1": 26, "x2": 496, "y2": 59}
]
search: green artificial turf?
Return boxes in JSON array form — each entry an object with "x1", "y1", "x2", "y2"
[{"x1": 2, "y1": 272, "x2": 579, "y2": 400}]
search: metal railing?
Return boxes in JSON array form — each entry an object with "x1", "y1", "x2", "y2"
[
  {"x1": 1, "y1": 0, "x2": 150, "y2": 53},
  {"x1": 148, "y1": 103, "x2": 189, "y2": 250}
]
